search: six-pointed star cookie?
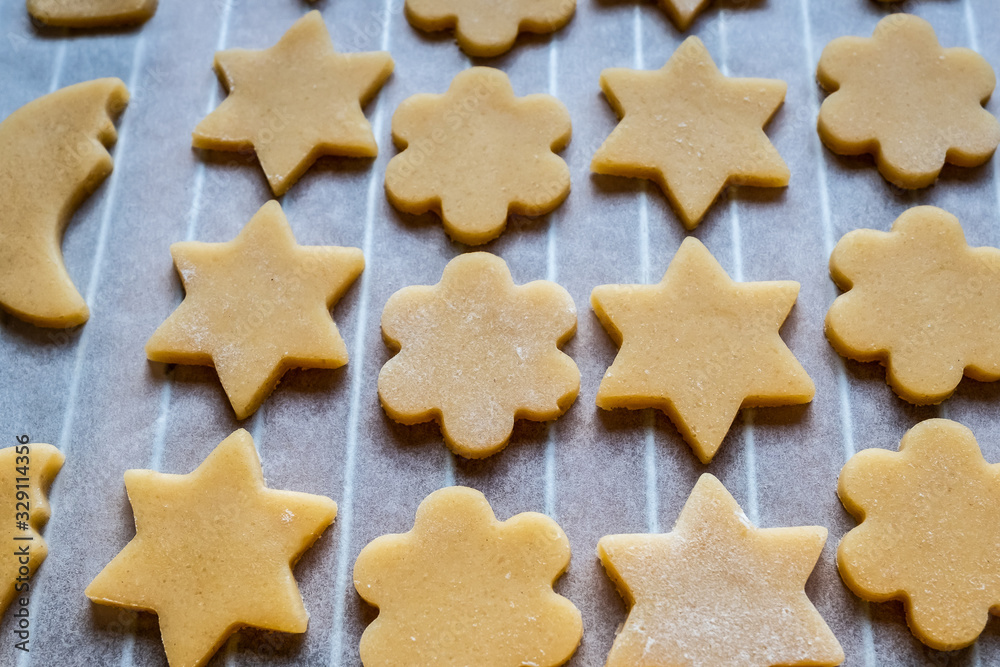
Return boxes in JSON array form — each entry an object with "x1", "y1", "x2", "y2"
[
  {"x1": 838, "y1": 419, "x2": 1000, "y2": 651},
  {"x1": 385, "y1": 67, "x2": 572, "y2": 245},
  {"x1": 404, "y1": 0, "x2": 575, "y2": 57},
  {"x1": 193, "y1": 11, "x2": 394, "y2": 196},
  {"x1": 826, "y1": 206, "x2": 1000, "y2": 405},
  {"x1": 818, "y1": 14, "x2": 1000, "y2": 189},
  {"x1": 592, "y1": 237, "x2": 814, "y2": 463},
  {"x1": 86, "y1": 429, "x2": 336, "y2": 667},
  {"x1": 592, "y1": 36, "x2": 789, "y2": 229},
  {"x1": 598, "y1": 474, "x2": 845, "y2": 667},
  {"x1": 146, "y1": 200, "x2": 364, "y2": 420},
  {"x1": 354, "y1": 486, "x2": 582, "y2": 667}
]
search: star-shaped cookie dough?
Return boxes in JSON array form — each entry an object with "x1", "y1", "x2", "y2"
[
  {"x1": 146, "y1": 200, "x2": 364, "y2": 420},
  {"x1": 193, "y1": 11, "x2": 394, "y2": 196},
  {"x1": 1, "y1": 443, "x2": 63, "y2": 617},
  {"x1": 598, "y1": 474, "x2": 844, "y2": 667},
  {"x1": 385, "y1": 67, "x2": 572, "y2": 245},
  {"x1": 86, "y1": 429, "x2": 337, "y2": 667},
  {"x1": 354, "y1": 486, "x2": 582, "y2": 667},
  {"x1": 818, "y1": 14, "x2": 1000, "y2": 189},
  {"x1": 592, "y1": 36, "x2": 788, "y2": 229},
  {"x1": 838, "y1": 419, "x2": 1000, "y2": 651},
  {"x1": 656, "y1": 0, "x2": 716, "y2": 30},
  {"x1": 404, "y1": 0, "x2": 575, "y2": 57},
  {"x1": 378, "y1": 252, "x2": 580, "y2": 459},
  {"x1": 592, "y1": 237, "x2": 814, "y2": 464},
  {"x1": 826, "y1": 206, "x2": 1000, "y2": 405}
]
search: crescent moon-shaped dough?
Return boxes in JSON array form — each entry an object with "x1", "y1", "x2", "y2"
[
  {"x1": 27, "y1": 0, "x2": 157, "y2": 27},
  {"x1": 0, "y1": 78, "x2": 129, "y2": 328}
]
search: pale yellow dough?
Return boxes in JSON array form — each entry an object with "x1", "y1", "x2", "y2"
[
  {"x1": 838, "y1": 419, "x2": 1000, "y2": 651},
  {"x1": 378, "y1": 252, "x2": 580, "y2": 458},
  {"x1": 826, "y1": 206, "x2": 1000, "y2": 405},
  {"x1": 0, "y1": 443, "x2": 63, "y2": 617},
  {"x1": 27, "y1": 0, "x2": 156, "y2": 27},
  {"x1": 817, "y1": 14, "x2": 1000, "y2": 189},
  {"x1": 657, "y1": 0, "x2": 715, "y2": 30},
  {"x1": 146, "y1": 200, "x2": 364, "y2": 420},
  {"x1": 385, "y1": 67, "x2": 571, "y2": 246},
  {"x1": 86, "y1": 429, "x2": 337, "y2": 667},
  {"x1": 599, "y1": 474, "x2": 844, "y2": 667},
  {"x1": 193, "y1": 11, "x2": 394, "y2": 196},
  {"x1": 592, "y1": 37, "x2": 788, "y2": 229},
  {"x1": 592, "y1": 237, "x2": 813, "y2": 464},
  {"x1": 0, "y1": 78, "x2": 128, "y2": 328},
  {"x1": 404, "y1": 0, "x2": 575, "y2": 57},
  {"x1": 354, "y1": 486, "x2": 582, "y2": 667}
]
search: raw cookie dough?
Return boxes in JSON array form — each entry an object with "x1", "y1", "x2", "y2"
[
  {"x1": 354, "y1": 486, "x2": 582, "y2": 667},
  {"x1": 657, "y1": 0, "x2": 716, "y2": 31},
  {"x1": 86, "y1": 429, "x2": 337, "y2": 667},
  {"x1": 27, "y1": 0, "x2": 156, "y2": 27},
  {"x1": 378, "y1": 252, "x2": 580, "y2": 459},
  {"x1": 404, "y1": 0, "x2": 575, "y2": 58},
  {"x1": 0, "y1": 78, "x2": 129, "y2": 328},
  {"x1": 193, "y1": 11, "x2": 394, "y2": 196},
  {"x1": 817, "y1": 14, "x2": 1000, "y2": 189},
  {"x1": 838, "y1": 419, "x2": 1000, "y2": 651},
  {"x1": 1, "y1": 443, "x2": 63, "y2": 617},
  {"x1": 146, "y1": 200, "x2": 364, "y2": 420},
  {"x1": 598, "y1": 474, "x2": 844, "y2": 667},
  {"x1": 592, "y1": 237, "x2": 814, "y2": 464},
  {"x1": 385, "y1": 67, "x2": 571, "y2": 246},
  {"x1": 592, "y1": 36, "x2": 788, "y2": 229},
  {"x1": 826, "y1": 206, "x2": 1000, "y2": 405}
]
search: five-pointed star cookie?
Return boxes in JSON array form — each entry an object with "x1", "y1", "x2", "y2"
[
  {"x1": 826, "y1": 206, "x2": 1000, "y2": 405},
  {"x1": 592, "y1": 36, "x2": 789, "y2": 229},
  {"x1": 1, "y1": 443, "x2": 63, "y2": 616},
  {"x1": 378, "y1": 252, "x2": 580, "y2": 459},
  {"x1": 146, "y1": 200, "x2": 364, "y2": 420},
  {"x1": 592, "y1": 237, "x2": 814, "y2": 464},
  {"x1": 86, "y1": 429, "x2": 337, "y2": 667},
  {"x1": 818, "y1": 14, "x2": 1000, "y2": 189},
  {"x1": 354, "y1": 486, "x2": 582, "y2": 667},
  {"x1": 598, "y1": 474, "x2": 845, "y2": 667},
  {"x1": 193, "y1": 11, "x2": 394, "y2": 196},
  {"x1": 385, "y1": 67, "x2": 572, "y2": 245},
  {"x1": 838, "y1": 419, "x2": 1000, "y2": 651},
  {"x1": 404, "y1": 0, "x2": 575, "y2": 57}
]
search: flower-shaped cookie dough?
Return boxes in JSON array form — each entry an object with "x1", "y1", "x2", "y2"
[
  {"x1": 592, "y1": 237, "x2": 814, "y2": 464},
  {"x1": 838, "y1": 419, "x2": 1000, "y2": 650},
  {"x1": 193, "y1": 11, "x2": 394, "y2": 196},
  {"x1": 826, "y1": 206, "x2": 1000, "y2": 405},
  {"x1": 385, "y1": 67, "x2": 571, "y2": 246},
  {"x1": 818, "y1": 14, "x2": 1000, "y2": 189},
  {"x1": 404, "y1": 0, "x2": 575, "y2": 57},
  {"x1": 378, "y1": 252, "x2": 580, "y2": 458},
  {"x1": 592, "y1": 37, "x2": 789, "y2": 229},
  {"x1": 354, "y1": 486, "x2": 583, "y2": 667},
  {"x1": 599, "y1": 474, "x2": 845, "y2": 667}
]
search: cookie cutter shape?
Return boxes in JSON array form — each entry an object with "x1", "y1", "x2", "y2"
[
  {"x1": 404, "y1": 0, "x2": 575, "y2": 57},
  {"x1": 826, "y1": 206, "x2": 1000, "y2": 405},
  {"x1": 385, "y1": 67, "x2": 572, "y2": 246},
  {"x1": 146, "y1": 200, "x2": 364, "y2": 420},
  {"x1": 27, "y1": 0, "x2": 156, "y2": 27},
  {"x1": 354, "y1": 486, "x2": 582, "y2": 667},
  {"x1": 817, "y1": 14, "x2": 1000, "y2": 189},
  {"x1": 838, "y1": 419, "x2": 1000, "y2": 651},
  {"x1": 86, "y1": 429, "x2": 336, "y2": 667},
  {"x1": 599, "y1": 474, "x2": 844, "y2": 667},
  {"x1": 657, "y1": 0, "x2": 717, "y2": 31},
  {"x1": 1, "y1": 443, "x2": 64, "y2": 617},
  {"x1": 592, "y1": 237, "x2": 814, "y2": 464},
  {"x1": 193, "y1": 11, "x2": 394, "y2": 196},
  {"x1": 592, "y1": 36, "x2": 788, "y2": 230},
  {"x1": 0, "y1": 78, "x2": 128, "y2": 328},
  {"x1": 378, "y1": 252, "x2": 580, "y2": 459}
]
